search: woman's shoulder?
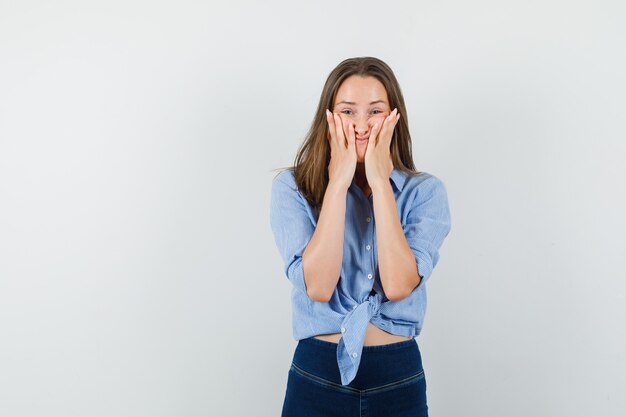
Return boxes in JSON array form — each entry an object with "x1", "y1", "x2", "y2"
[
  {"x1": 274, "y1": 167, "x2": 446, "y2": 195},
  {"x1": 401, "y1": 170, "x2": 449, "y2": 203},
  {"x1": 271, "y1": 168, "x2": 312, "y2": 206},
  {"x1": 272, "y1": 168, "x2": 297, "y2": 188},
  {"x1": 404, "y1": 169, "x2": 445, "y2": 188}
]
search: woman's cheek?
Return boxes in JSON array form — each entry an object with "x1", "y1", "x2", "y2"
[{"x1": 371, "y1": 116, "x2": 385, "y2": 129}]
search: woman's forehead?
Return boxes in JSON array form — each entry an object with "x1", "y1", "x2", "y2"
[{"x1": 335, "y1": 77, "x2": 388, "y2": 105}]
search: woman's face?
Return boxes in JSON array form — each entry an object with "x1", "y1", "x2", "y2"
[{"x1": 332, "y1": 75, "x2": 392, "y2": 163}]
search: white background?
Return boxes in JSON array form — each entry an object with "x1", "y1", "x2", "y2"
[{"x1": 1, "y1": 1, "x2": 624, "y2": 416}]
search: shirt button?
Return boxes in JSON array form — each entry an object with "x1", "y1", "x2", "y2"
[
  {"x1": 341, "y1": 327, "x2": 346, "y2": 333},
  {"x1": 352, "y1": 305, "x2": 357, "y2": 310},
  {"x1": 367, "y1": 273, "x2": 373, "y2": 279},
  {"x1": 352, "y1": 352, "x2": 358, "y2": 358},
  {"x1": 366, "y1": 217, "x2": 371, "y2": 222},
  {"x1": 366, "y1": 244, "x2": 371, "y2": 251}
]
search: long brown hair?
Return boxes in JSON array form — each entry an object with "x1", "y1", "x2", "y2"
[{"x1": 272, "y1": 56, "x2": 421, "y2": 220}]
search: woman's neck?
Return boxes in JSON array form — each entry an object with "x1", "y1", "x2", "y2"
[{"x1": 355, "y1": 163, "x2": 368, "y2": 188}]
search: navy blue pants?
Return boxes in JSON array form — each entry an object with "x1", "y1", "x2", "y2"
[{"x1": 281, "y1": 336, "x2": 428, "y2": 416}]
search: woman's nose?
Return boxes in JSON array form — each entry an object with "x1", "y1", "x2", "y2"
[{"x1": 354, "y1": 121, "x2": 369, "y2": 136}]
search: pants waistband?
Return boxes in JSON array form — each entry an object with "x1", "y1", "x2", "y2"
[
  {"x1": 299, "y1": 335, "x2": 417, "y2": 352},
  {"x1": 292, "y1": 336, "x2": 424, "y2": 390}
]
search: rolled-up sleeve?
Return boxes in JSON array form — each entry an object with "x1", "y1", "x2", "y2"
[
  {"x1": 403, "y1": 176, "x2": 452, "y2": 289},
  {"x1": 269, "y1": 171, "x2": 316, "y2": 295}
]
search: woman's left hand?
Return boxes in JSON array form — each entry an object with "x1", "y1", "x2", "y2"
[{"x1": 364, "y1": 108, "x2": 401, "y2": 189}]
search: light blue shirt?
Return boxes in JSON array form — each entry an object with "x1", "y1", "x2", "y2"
[{"x1": 269, "y1": 167, "x2": 451, "y2": 386}]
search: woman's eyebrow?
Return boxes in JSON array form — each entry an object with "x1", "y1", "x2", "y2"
[{"x1": 336, "y1": 100, "x2": 387, "y2": 105}]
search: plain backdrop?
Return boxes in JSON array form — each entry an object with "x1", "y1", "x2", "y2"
[{"x1": 1, "y1": 1, "x2": 625, "y2": 416}]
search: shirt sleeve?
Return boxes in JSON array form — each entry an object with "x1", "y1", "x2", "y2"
[
  {"x1": 403, "y1": 176, "x2": 452, "y2": 290},
  {"x1": 269, "y1": 171, "x2": 316, "y2": 295}
]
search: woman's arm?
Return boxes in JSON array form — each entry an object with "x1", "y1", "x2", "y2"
[
  {"x1": 373, "y1": 176, "x2": 452, "y2": 302},
  {"x1": 371, "y1": 180, "x2": 419, "y2": 302},
  {"x1": 302, "y1": 180, "x2": 348, "y2": 302}
]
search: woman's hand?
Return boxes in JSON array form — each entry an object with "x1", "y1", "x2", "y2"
[
  {"x1": 326, "y1": 109, "x2": 357, "y2": 190},
  {"x1": 364, "y1": 108, "x2": 400, "y2": 189}
]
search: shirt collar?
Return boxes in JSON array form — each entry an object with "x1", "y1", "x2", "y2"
[
  {"x1": 350, "y1": 167, "x2": 408, "y2": 192},
  {"x1": 390, "y1": 167, "x2": 408, "y2": 191}
]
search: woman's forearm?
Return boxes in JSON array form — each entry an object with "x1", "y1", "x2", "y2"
[
  {"x1": 302, "y1": 181, "x2": 347, "y2": 302},
  {"x1": 371, "y1": 180, "x2": 419, "y2": 302}
]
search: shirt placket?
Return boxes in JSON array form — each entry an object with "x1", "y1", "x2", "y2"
[{"x1": 365, "y1": 212, "x2": 373, "y2": 283}]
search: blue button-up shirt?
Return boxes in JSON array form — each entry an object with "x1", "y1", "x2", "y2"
[{"x1": 269, "y1": 167, "x2": 451, "y2": 386}]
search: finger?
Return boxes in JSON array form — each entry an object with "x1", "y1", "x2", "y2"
[
  {"x1": 381, "y1": 108, "x2": 399, "y2": 146},
  {"x1": 326, "y1": 109, "x2": 338, "y2": 148},
  {"x1": 388, "y1": 109, "x2": 401, "y2": 146},
  {"x1": 333, "y1": 112, "x2": 347, "y2": 148},
  {"x1": 369, "y1": 122, "x2": 380, "y2": 148},
  {"x1": 382, "y1": 108, "x2": 396, "y2": 131},
  {"x1": 347, "y1": 121, "x2": 356, "y2": 150},
  {"x1": 390, "y1": 108, "x2": 400, "y2": 128}
]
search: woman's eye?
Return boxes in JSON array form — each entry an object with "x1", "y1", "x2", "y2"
[{"x1": 340, "y1": 110, "x2": 383, "y2": 115}]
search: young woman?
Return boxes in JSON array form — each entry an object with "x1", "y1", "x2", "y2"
[{"x1": 270, "y1": 56, "x2": 451, "y2": 417}]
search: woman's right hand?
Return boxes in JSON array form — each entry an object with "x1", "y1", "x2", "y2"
[{"x1": 326, "y1": 109, "x2": 357, "y2": 190}]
